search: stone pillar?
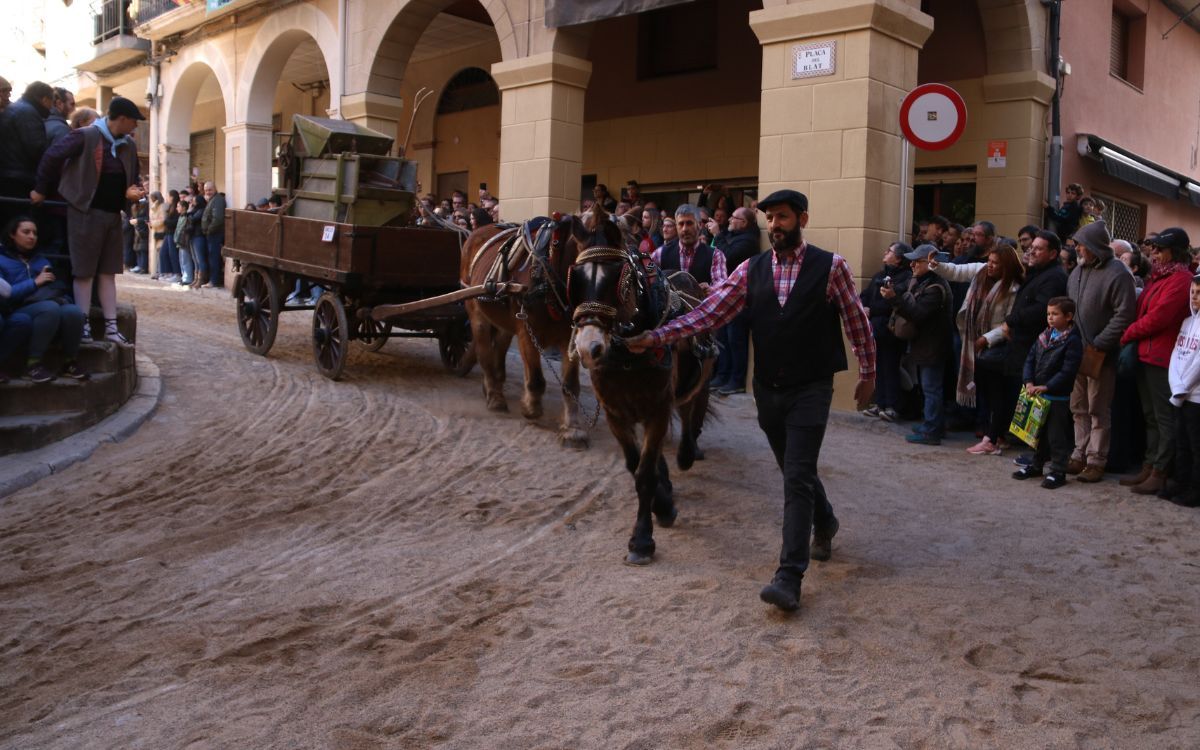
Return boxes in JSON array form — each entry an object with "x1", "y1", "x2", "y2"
[
  {"x1": 491, "y1": 52, "x2": 591, "y2": 221},
  {"x1": 159, "y1": 142, "x2": 191, "y2": 198},
  {"x1": 222, "y1": 122, "x2": 274, "y2": 209},
  {"x1": 751, "y1": 0, "x2": 933, "y2": 408},
  {"x1": 340, "y1": 92, "x2": 405, "y2": 146},
  {"x1": 974, "y1": 71, "x2": 1056, "y2": 235},
  {"x1": 97, "y1": 86, "x2": 113, "y2": 113}
]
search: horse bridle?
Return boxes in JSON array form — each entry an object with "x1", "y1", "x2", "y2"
[{"x1": 568, "y1": 246, "x2": 637, "y2": 331}]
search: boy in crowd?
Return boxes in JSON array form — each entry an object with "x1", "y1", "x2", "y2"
[
  {"x1": 1014, "y1": 296, "x2": 1083, "y2": 489},
  {"x1": 1165, "y1": 275, "x2": 1200, "y2": 507}
]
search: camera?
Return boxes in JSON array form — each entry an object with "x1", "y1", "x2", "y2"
[
  {"x1": 935, "y1": 251, "x2": 951, "y2": 263},
  {"x1": 883, "y1": 276, "x2": 893, "y2": 286}
]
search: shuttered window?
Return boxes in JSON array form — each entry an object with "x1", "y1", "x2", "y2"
[
  {"x1": 189, "y1": 130, "x2": 217, "y2": 186},
  {"x1": 1111, "y1": 12, "x2": 1128, "y2": 80}
]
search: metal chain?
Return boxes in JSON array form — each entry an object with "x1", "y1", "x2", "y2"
[{"x1": 518, "y1": 303, "x2": 603, "y2": 430}]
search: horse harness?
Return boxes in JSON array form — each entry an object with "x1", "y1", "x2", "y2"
[{"x1": 467, "y1": 217, "x2": 568, "y2": 318}]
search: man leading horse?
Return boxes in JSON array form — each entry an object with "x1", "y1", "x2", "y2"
[{"x1": 624, "y1": 189, "x2": 876, "y2": 613}]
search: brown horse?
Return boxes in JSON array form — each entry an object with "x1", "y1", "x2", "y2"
[
  {"x1": 567, "y1": 232, "x2": 716, "y2": 565},
  {"x1": 460, "y1": 213, "x2": 624, "y2": 448}
]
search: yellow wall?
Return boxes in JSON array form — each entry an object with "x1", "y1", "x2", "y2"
[
  {"x1": 399, "y1": 40, "x2": 503, "y2": 197},
  {"x1": 582, "y1": 102, "x2": 761, "y2": 195},
  {"x1": 433, "y1": 105, "x2": 501, "y2": 199},
  {"x1": 189, "y1": 99, "x2": 227, "y2": 190}
]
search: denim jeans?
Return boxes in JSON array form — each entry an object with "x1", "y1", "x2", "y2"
[
  {"x1": 15, "y1": 300, "x2": 84, "y2": 361},
  {"x1": 192, "y1": 235, "x2": 208, "y2": 280},
  {"x1": 1, "y1": 312, "x2": 33, "y2": 370},
  {"x1": 178, "y1": 235, "x2": 194, "y2": 282},
  {"x1": 158, "y1": 233, "x2": 180, "y2": 276},
  {"x1": 205, "y1": 231, "x2": 225, "y2": 287},
  {"x1": 917, "y1": 363, "x2": 945, "y2": 437}
]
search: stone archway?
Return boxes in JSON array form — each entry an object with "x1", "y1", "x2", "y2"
[
  {"x1": 160, "y1": 45, "x2": 235, "y2": 194},
  {"x1": 227, "y1": 5, "x2": 339, "y2": 207},
  {"x1": 349, "y1": 0, "x2": 517, "y2": 98}
]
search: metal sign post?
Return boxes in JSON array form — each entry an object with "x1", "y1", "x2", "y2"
[{"x1": 897, "y1": 83, "x2": 968, "y2": 242}]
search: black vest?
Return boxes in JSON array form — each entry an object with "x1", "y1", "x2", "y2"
[
  {"x1": 660, "y1": 242, "x2": 714, "y2": 285},
  {"x1": 746, "y1": 246, "x2": 848, "y2": 388}
]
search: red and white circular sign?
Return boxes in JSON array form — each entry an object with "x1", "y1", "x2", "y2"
[{"x1": 898, "y1": 83, "x2": 967, "y2": 151}]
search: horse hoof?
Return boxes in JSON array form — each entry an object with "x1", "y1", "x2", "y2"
[
  {"x1": 654, "y1": 506, "x2": 678, "y2": 529},
  {"x1": 623, "y1": 551, "x2": 653, "y2": 566},
  {"x1": 558, "y1": 429, "x2": 589, "y2": 450},
  {"x1": 486, "y1": 396, "x2": 509, "y2": 412},
  {"x1": 521, "y1": 405, "x2": 543, "y2": 420}
]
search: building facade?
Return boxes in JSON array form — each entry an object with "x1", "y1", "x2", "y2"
[{"x1": 11, "y1": 0, "x2": 1198, "y2": 268}]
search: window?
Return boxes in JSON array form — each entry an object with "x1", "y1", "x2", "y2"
[
  {"x1": 436, "y1": 68, "x2": 499, "y2": 115},
  {"x1": 637, "y1": 0, "x2": 717, "y2": 80},
  {"x1": 1110, "y1": 4, "x2": 1146, "y2": 89},
  {"x1": 1094, "y1": 191, "x2": 1143, "y2": 243}
]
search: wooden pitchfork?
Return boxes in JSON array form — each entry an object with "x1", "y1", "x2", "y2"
[{"x1": 399, "y1": 87, "x2": 435, "y2": 158}]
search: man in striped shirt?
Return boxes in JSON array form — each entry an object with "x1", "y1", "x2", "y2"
[{"x1": 625, "y1": 189, "x2": 875, "y2": 612}]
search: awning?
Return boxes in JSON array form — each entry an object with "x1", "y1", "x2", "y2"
[
  {"x1": 1188, "y1": 183, "x2": 1200, "y2": 208},
  {"x1": 1077, "y1": 133, "x2": 1193, "y2": 202},
  {"x1": 545, "y1": 0, "x2": 693, "y2": 27},
  {"x1": 1097, "y1": 146, "x2": 1181, "y2": 199}
]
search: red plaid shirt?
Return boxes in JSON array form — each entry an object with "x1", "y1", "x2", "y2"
[
  {"x1": 647, "y1": 242, "x2": 876, "y2": 378},
  {"x1": 650, "y1": 242, "x2": 728, "y2": 286}
]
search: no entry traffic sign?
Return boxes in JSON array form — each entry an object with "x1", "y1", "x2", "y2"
[{"x1": 898, "y1": 83, "x2": 967, "y2": 151}]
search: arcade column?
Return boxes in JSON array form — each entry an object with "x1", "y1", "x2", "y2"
[
  {"x1": 223, "y1": 122, "x2": 275, "y2": 209},
  {"x1": 491, "y1": 52, "x2": 591, "y2": 221},
  {"x1": 340, "y1": 92, "x2": 406, "y2": 144},
  {"x1": 751, "y1": 0, "x2": 933, "y2": 409}
]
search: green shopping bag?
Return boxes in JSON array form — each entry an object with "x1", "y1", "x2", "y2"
[{"x1": 1010, "y1": 390, "x2": 1050, "y2": 449}]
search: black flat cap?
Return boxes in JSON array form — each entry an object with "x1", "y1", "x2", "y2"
[
  {"x1": 107, "y1": 96, "x2": 146, "y2": 121},
  {"x1": 758, "y1": 189, "x2": 808, "y2": 213}
]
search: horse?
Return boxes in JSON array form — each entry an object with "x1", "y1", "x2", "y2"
[
  {"x1": 567, "y1": 229, "x2": 716, "y2": 565},
  {"x1": 460, "y1": 212, "x2": 625, "y2": 448}
]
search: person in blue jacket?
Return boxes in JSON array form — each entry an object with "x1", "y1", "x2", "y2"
[
  {"x1": 0, "y1": 275, "x2": 32, "y2": 384},
  {"x1": 0, "y1": 216, "x2": 87, "y2": 383}
]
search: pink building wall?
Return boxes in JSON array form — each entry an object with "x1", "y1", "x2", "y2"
[{"x1": 1058, "y1": 0, "x2": 1200, "y2": 238}]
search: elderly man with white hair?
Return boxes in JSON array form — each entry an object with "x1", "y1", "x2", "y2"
[{"x1": 200, "y1": 181, "x2": 227, "y2": 288}]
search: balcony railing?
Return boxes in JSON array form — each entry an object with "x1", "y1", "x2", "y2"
[
  {"x1": 135, "y1": 0, "x2": 192, "y2": 25},
  {"x1": 92, "y1": 0, "x2": 135, "y2": 45}
]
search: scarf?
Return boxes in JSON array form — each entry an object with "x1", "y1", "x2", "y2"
[
  {"x1": 1037, "y1": 324, "x2": 1073, "y2": 351},
  {"x1": 95, "y1": 117, "x2": 132, "y2": 158},
  {"x1": 1148, "y1": 259, "x2": 1190, "y2": 284},
  {"x1": 956, "y1": 270, "x2": 1012, "y2": 406}
]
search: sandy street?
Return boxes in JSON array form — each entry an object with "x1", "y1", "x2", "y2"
[{"x1": 1, "y1": 275, "x2": 1198, "y2": 749}]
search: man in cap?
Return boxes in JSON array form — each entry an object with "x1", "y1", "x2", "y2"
[
  {"x1": 31, "y1": 96, "x2": 146, "y2": 346},
  {"x1": 881, "y1": 244, "x2": 953, "y2": 444},
  {"x1": 1065, "y1": 220, "x2": 1136, "y2": 482},
  {"x1": 624, "y1": 189, "x2": 876, "y2": 612}
]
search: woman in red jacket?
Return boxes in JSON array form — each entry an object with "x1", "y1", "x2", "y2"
[{"x1": 1119, "y1": 227, "x2": 1195, "y2": 495}]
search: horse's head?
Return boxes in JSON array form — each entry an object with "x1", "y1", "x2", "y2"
[{"x1": 565, "y1": 206, "x2": 639, "y2": 369}]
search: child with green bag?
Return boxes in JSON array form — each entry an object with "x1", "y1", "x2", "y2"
[{"x1": 1013, "y1": 297, "x2": 1084, "y2": 489}]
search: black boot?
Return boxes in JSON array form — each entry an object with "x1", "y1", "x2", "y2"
[{"x1": 759, "y1": 574, "x2": 801, "y2": 611}]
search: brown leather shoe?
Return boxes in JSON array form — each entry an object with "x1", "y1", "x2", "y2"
[
  {"x1": 1066, "y1": 458, "x2": 1086, "y2": 475},
  {"x1": 1076, "y1": 464, "x2": 1105, "y2": 483},
  {"x1": 1130, "y1": 468, "x2": 1167, "y2": 495},
  {"x1": 1120, "y1": 464, "x2": 1153, "y2": 487}
]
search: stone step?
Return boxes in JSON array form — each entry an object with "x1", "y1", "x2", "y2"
[
  {"x1": 0, "y1": 369, "x2": 133, "y2": 418},
  {"x1": 0, "y1": 411, "x2": 90, "y2": 457}
]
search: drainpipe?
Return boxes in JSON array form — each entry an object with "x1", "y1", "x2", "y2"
[
  {"x1": 337, "y1": 0, "x2": 347, "y2": 117},
  {"x1": 147, "y1": 45, "x2": 162, "y2": 193},
  {"x1": 1043, "y1": 0, "x2": 1063, "y2": 210}
]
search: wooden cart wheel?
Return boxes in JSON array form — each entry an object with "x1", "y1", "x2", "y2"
[
  {"x1": 438, "y1": 320, "x2": 476, "y2": 377},
  {"x1": 235, "y1": 265, "x2": 280, "y2": 356},
  {"x1": 354, "y1": 315, "x2": 392, "y2": 352},
  {"x1": 312, "y1": 291, "x2": 350, "y2": 380}
]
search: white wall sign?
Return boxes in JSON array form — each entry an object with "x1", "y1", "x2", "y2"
[
  {"x1": 322, "y1": 225, "x2": 336, "y2": 242},
  {"x1": 792, "y1": 41, "x2": 837, "y2": 80}
]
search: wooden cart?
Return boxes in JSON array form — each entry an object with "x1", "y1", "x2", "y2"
[{"x1": 223, "y1": 209, "x2": 475, "y2": 380}]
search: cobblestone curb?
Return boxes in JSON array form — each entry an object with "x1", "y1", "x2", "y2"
[{"x1": 0, "y1": 353, "x2": 162, "y2": 499}]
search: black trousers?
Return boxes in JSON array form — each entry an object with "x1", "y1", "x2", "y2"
[
  {"x1": 1034, "y1": 398, "x2": 1074, "y2": 474},
  {"x1": 753, "y1": 377, "x2": 836, "y2": 583},
  {"x1": 976, "y1": 367, "x2": 1019, "y2": 443},
  {"x1": 1175, "y1": 402, "x2": 1200, "y2": 492}
]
